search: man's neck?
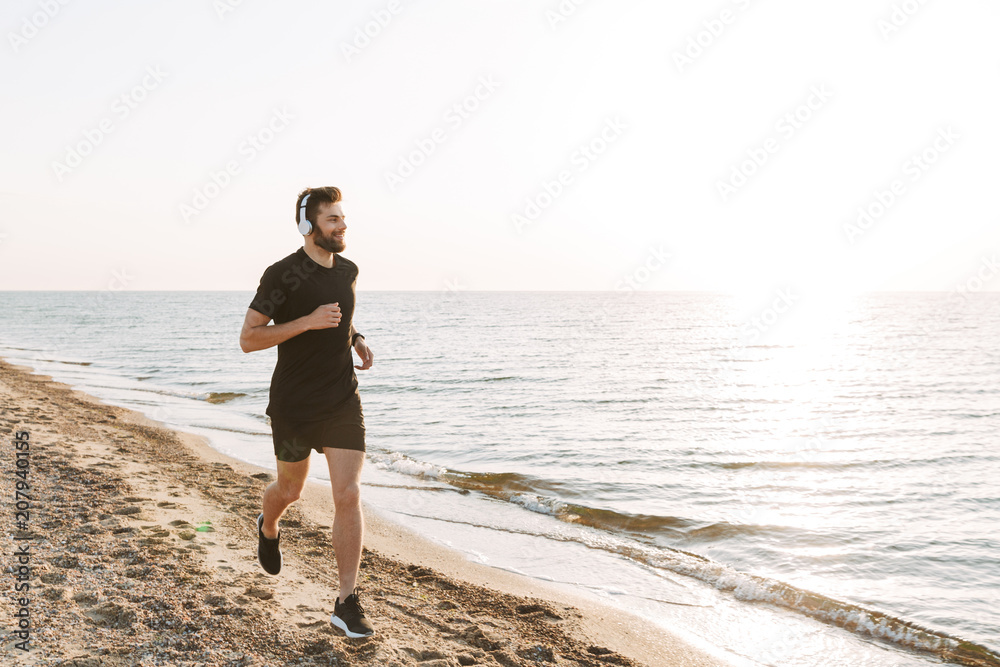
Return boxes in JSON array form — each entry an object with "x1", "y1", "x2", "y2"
[{"x1": 303, "y1": 243, "x2": 335, "y2": 268}]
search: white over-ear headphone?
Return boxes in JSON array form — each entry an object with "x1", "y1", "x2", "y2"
[{"x1": 297, "y1": 193, "x2": 312, "y2": 235}]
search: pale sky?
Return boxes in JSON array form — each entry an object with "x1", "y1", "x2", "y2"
[{"x1": 2, "y1": 0, "x2": 998, "y2": 297}]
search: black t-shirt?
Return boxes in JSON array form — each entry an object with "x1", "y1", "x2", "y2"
[{"x1": 248, "y1": 247, "x2": 360, "y2": 421}]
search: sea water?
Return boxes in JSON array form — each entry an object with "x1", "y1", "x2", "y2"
[{"x1": 1, "y1": 290, "x2": 997, "y2": 666}]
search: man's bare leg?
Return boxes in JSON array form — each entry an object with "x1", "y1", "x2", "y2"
[
  {"x1": 262, "y1": 456, "x2": 312, "y2": 538},
  {"x1": 324, "y1": 447, "x2": 365, "y2": 602}
]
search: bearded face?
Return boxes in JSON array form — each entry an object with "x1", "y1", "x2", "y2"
[
  {"x1": 309, "y1": 200, "x2": 347, "y2": 253},
  {"x1": 313, "y1": 225, "x2": 346, "y2": 254}
]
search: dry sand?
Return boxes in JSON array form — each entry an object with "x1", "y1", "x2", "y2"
[{"x1": 0, "y1": 358, "x2": 729, "y2": 667}]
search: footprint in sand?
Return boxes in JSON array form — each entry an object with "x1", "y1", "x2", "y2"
[
  {"x1": 244, "y1": 585, "x2": 274, "y2": 600},
  {"x1": 455, "y1": 625, "x2": 504, "y2": 652},
  {"x1": 402, "y1": 648, "x2": 453, "y2": 663},
  {"x1": 140, "y1": 525, "x2": 171, "y2": 537},
  {"x1": 87, "y1": 601, "x2": 138, "y2": 629},
  {"x1": 72, "y1": 590, "x2": 102, "y2": 607},
  {"x1": 79, "y1": 522, "x2": 106, "y2": 535},
  {"x1": 302, "y1": 638, "x2": 336, "y2": 656},
  {"x1": 58, "y1": 654, "x2": 107, "y2": 667},
  {"x1": 204, "y1": 593, "x2": 231, "y2": 608},
  {"x1": 515, "y1": 603, "x2": 563, "y2": 621},
  {"x1": 41, "y1": 585, "x2": 68, "y2": 601},
  {"x1": 49, "y1": 555, "x2": 80, "y2": 569}
]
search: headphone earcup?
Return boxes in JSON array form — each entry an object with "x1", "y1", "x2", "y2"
[{"x1": 297, "y1": 192, "x2": 313, "y2": 235}]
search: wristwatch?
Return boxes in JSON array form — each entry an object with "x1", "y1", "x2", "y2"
[{"x1": 351, "y1": 332, "x2": 365, "y2": 346}]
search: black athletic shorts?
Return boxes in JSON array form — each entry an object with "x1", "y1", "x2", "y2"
[{"x1": 270, "y1": 394, "x2": 366, "y2": 463}]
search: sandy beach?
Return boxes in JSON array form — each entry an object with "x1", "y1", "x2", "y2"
[{"x1": 0, "y1": 358, "x2": 726, "y2": 667}]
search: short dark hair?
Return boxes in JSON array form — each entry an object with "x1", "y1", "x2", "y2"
[{"x1": 295, "y1": 186, "x2": 342, "y2": 224}]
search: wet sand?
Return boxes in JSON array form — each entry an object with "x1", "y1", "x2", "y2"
[{"x1": 0, "y1": 358, "x2": 728, "y2": 667}]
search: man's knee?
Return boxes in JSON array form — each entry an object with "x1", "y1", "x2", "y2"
[
  {"x1": 279, "y1": 486, "x2": 304, "y2": 503},
  {"x1": 269, "y1": 477, "x2": 305, "y2": 504},
  {"x1": 274, "y1": 458, "x2": 310, "y2": 503},
  {"x1": 332, "y1": 482, "x2": 361, "y2": 506}
]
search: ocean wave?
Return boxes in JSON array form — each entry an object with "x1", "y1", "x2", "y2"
[
  {"x1": 509, "y1": 492, "x2": 569, "y2": 516},
  {"x1": 644, "y1": 548, "x2": 1000, "y2": 666},
  {"x1": 369, "y1": 450, "x2": 447, "y2": 479},
  {"x1": 375, "y1": 456, "x2": 1000, "y2": 665},
  {"x1": 709, "y1": 459, "x2": 871, "y2": 471},
  {"x1": 204, "y1": 391, "x2": 247, "y2": 404},
  {"x1": 29, "y1": 358, "x2": 93, "y2": 366}
]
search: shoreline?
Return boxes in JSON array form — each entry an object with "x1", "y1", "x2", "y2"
[{"x1": 0, "y1": 357, "x2": 727, "y2": 667}]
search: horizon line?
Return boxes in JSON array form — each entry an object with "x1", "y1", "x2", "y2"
[{"x1": 1, "y1": 289, "x2": 998, "y2": 295}]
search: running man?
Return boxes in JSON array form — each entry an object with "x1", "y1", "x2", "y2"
[{"x1": 239, "y1": 186, "x2": 376, "y2": 638}]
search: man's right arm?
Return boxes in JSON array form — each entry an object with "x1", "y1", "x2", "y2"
[{"x1": 240, "y1": 304, "x2": 342, "y2": 353}]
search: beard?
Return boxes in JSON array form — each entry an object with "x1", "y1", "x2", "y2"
[{"x1": 314, "y1": 230, "x2": 346, "y2": 254}]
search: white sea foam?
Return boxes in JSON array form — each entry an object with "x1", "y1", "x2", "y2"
[
  {"x1": 509, "y1": 492, "x2": 567, "y2": 516},
  {"x1": 369, "y1": 451, "x2": 446, "y2": 479}
]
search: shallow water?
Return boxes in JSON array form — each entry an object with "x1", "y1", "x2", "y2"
[{"x1": 1, "y1": 290, "x2": 997, "y2": 666}]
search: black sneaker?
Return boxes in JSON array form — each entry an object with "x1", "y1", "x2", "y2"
[
  {"x1": 257, "y1": 513, "x2": 281, "y2": 575},
  {"x1": 331, "y1": 587, "x2": 375, "y2": 637}
]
